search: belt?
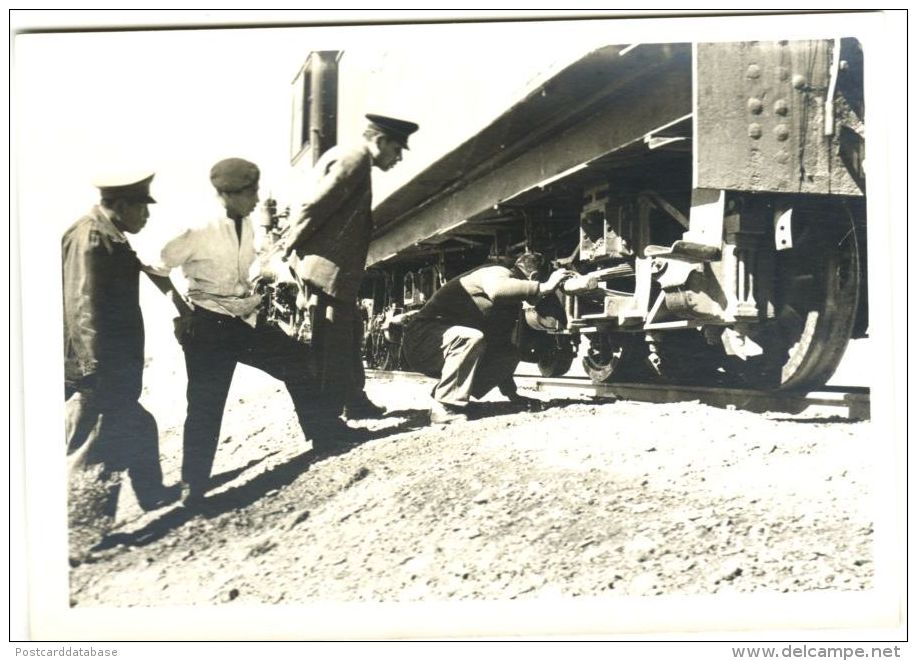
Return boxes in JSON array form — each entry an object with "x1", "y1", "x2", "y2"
[{"x1": 192, "y1": 306, "x2": 243, "y2": 324}]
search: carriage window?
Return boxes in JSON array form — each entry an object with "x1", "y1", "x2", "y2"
[
  {"x1": 290, "y1": 61, "x2": 312, "y2": 161},
  {"x1": 290, "y1": 51, "x2": 339, "y2": 165},
  {"x1": 403, "y1": 272, "x2": 415, "y2": 304}
]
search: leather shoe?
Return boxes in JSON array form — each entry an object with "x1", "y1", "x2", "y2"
[
  {"x1": 137, "y1": 483, "x2": 183, "y2": 511},
  {"x1": 310, "y1": 420, "x2": 369, "y2": 454},
  {"x1": 342, "y1": 394, "x2": 387, "y2": 420},
  {"x1": 429, "y1": 400, "x2": 469, "y2": 425},
  {"x1": 178, "y1": 482, "x2": 206, "y2": 509}
]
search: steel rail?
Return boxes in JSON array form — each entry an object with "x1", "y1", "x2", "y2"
[{"x1": 365, "y1": 370, "x2": 870, "y2": 421}]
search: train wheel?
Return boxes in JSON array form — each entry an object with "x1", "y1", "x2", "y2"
[
  {"x1": 376, "y1": 344, "x2": 399, "y2": 370},
  {"x1": 367, "y1": 327, "x2": 393, "y2": 370},
  {"x1": 728, "y1": 203, "x2": 860, "y2": 390},
  {"x1": 582, "y1": 333, "x2": 645, "y2": 384},
  {"x1": 537, "y1": 347, "x2": 575, "y2": 377}
]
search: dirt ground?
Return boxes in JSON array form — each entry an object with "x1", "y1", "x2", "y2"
[{"x1": 68, "y1": 360, "x2": 875, "y2": 610}]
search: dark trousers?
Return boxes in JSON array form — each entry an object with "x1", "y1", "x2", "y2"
[
  {"x1": 180, "y1": 308, "x2": 315, "y2": 492},
  {"x1": 308, "y1": 291, "x2": 357, "y2": 417},
  {"x1": 66, "y1": 389, "x2": 168, "y2": 510},
  {"x1": 66, "y1": 386, "x2": 168, "y2": 557},
  {"x1": 402, "y1": 320, "x2": 520, "y2": 406},
  {"x1": 351, "y1": 306, "x2": 366, "y2": 396}
]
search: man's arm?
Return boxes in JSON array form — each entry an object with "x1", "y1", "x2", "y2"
[
  {"x1": 282, "y1": 149, "x2": 369, "y2": 257},
  {"x1": 141, "y1": 231, "x2": 197, "y2": 343},
  {"x1": 62, "y1": 228, "x2": 113, "y2": 396},
  {"x1": 138, "y1": 224, "x2": 194, "y2": 316},
  {"x1": 476, "y1": 266, "x2": 573, "y2": 303},
  {"x1": 475, "y1": 267, "x2": 540, "y2": 303},
  {"x1": 144, "y1": 271, "x2": 193, "y2": 317}
]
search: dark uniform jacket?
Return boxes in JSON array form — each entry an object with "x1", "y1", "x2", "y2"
[
  {"x1": 62, "y1": 206, "x2": 145, "y2": 402},
  {"x1": 288, "y1": 144, "x2": 373, "y2": 302}
]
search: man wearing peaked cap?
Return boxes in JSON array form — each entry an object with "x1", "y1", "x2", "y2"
[
  {"x1": 152, "y1": 156, "x2": 318, "y2": 507},
  {"x1": 365, "y1": 114, "x2": 420, "y2": 151},
  {"x1": 92, "y1": 171, "x2": 157, "y2": 204},
  {"x1": 280, "y1": 112, "x2": 419, "y2": 434},
  {"x1": 62, "y1": 169, "x2": 179, "y2": 563}
]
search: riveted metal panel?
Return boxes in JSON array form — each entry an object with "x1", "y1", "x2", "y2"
[{"x1": 695, "y1": 40, "x2": 862, "y2": 196}]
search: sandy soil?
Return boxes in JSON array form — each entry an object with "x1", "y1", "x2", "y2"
[{"x1": 68, "y1": 363, "x2": 874, "y2": 608}]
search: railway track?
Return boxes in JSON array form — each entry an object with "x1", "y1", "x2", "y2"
[{"x1": 365, "y1": 370, "x2": 870, "y2": 421}]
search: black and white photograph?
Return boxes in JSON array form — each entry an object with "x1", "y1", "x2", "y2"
[{"x1": 10, "y1": 9, "x2": 907, "y2": 649}]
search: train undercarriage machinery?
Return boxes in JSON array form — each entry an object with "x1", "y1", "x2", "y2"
[
  {"x1": 559, "y1": 39, "x2": 866, "y2": 390},
  {"x1": 544, "y1": 183, "x2": 865, "y2": 390},
  {"x1": 274, "y1": 37, "x2": 868, "y2": 392}
]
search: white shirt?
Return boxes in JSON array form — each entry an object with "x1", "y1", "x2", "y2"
[{"x1": 153, "y1": 207, "x2": 262, "y2": 326}]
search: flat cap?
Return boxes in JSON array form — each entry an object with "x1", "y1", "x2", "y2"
[
  {"x1": 210, "y1": 158, "x2": 260, "y2": 193},
  {"x1": 366, "y1": 114, "x2": 419, "y2": 149},
  {"x1": 92, "y1": 171, "x2": 156, "y2": 203},
  {"x1": 514, "y1": 251, "x2": 546, "y2": 279}
]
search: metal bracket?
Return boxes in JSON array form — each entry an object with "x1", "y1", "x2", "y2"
[
  {"x1": 721, "y1": 327, "x2": 764, "y2": 359},
  {"x1": 683, "y1": 188, "x2": 726, "y2": 247},
  {"x1": 644, "y1": 291, "x2": 666, "y2": 326},
  {"x1": 774, "y1": 206, "x2": 793, "y2": 251}
]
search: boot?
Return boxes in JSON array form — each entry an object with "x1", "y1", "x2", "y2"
[
  {"x1": 136, "y1": 483, "x2": 183, "y2": 511},
  {"x1": 178, "y1": 481, "x2": 207, "y2": 509},
  {"x1": 310, "y1": 418, "x2": 369, "y2": 454},
  {"x1": 342, "y1": 392, "x2": 387, "y2": 420}
]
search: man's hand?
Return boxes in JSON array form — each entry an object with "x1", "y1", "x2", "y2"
[
  {"x1": 169, "y1": 289, "x2": 192, "y2": 317},
  {"x1": 72, "y1": 374, "x2": 101, "y2": 409},
  {"x1": 280, "y1": 235, "x2": 296, "y2": 260},
  {"x1": 538, "y1": 268, "x2": 576, "y2": 296},
  {"x1": 281, "y1": 207, "x2": 313, "y2": 259},
  {"x1": 500, "y1": 379, "x2": 547, "y2": 412},
  {"x1": 254, "y1": 244, "x2": 290, "y2": 285},
  {"x1": 173, "y1": 313, "x2": 195, "y2": 345}
]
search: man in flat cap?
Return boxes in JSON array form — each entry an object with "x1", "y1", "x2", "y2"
[
  {"x1": 63, "y1": 172, "x2": 178, "y2": 563},
  {"x1": 152, "y1": 157, "x2": 318, "y2": 507},
  {"x1": 281, "y1": 114, "x2": 419, "y2": 432}
]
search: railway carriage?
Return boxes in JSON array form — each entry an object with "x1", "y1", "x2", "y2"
[{"x1": 267, "y1": 35, "x2": 867, "y2": 391}]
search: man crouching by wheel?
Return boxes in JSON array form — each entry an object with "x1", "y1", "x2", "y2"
[{"x1": 402, "y1": 253, "x2": 573, "y2": 425}]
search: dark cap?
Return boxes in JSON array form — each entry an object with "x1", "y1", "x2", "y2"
[
  {"x1": 365, "y1": 114, "x2": 419, "y2": 149},
  {"x1": 93, "y1": 171, "x2": 156, "y2": 203},
  {"x1": 210, "y1": 158, "x2": 260, "y2": 193},
  {"x1": 513, "y1": 251, "x2": 546, "y2": 279}
]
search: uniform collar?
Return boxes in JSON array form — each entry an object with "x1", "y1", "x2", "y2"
[{"x1": 92, "y1": 205, "x2": 129, "y2": 243}]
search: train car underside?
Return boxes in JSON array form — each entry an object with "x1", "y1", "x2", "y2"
[{"x1": 363, "y1": 40, "x2": 867, "y2": 391}]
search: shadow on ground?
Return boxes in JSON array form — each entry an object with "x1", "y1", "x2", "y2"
[
  {"x1": 98, "y1": 415, "x2": 423, "y2": 552},
  {"x1": 91, "y1": 399, "x2": 584, "y2": 556},
  {"x1": 468, "y1": 397, "x2": 592, "y2": 420},
  {"x1": 767, "y1": 415, "x2": 865, "y2": 425}
]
